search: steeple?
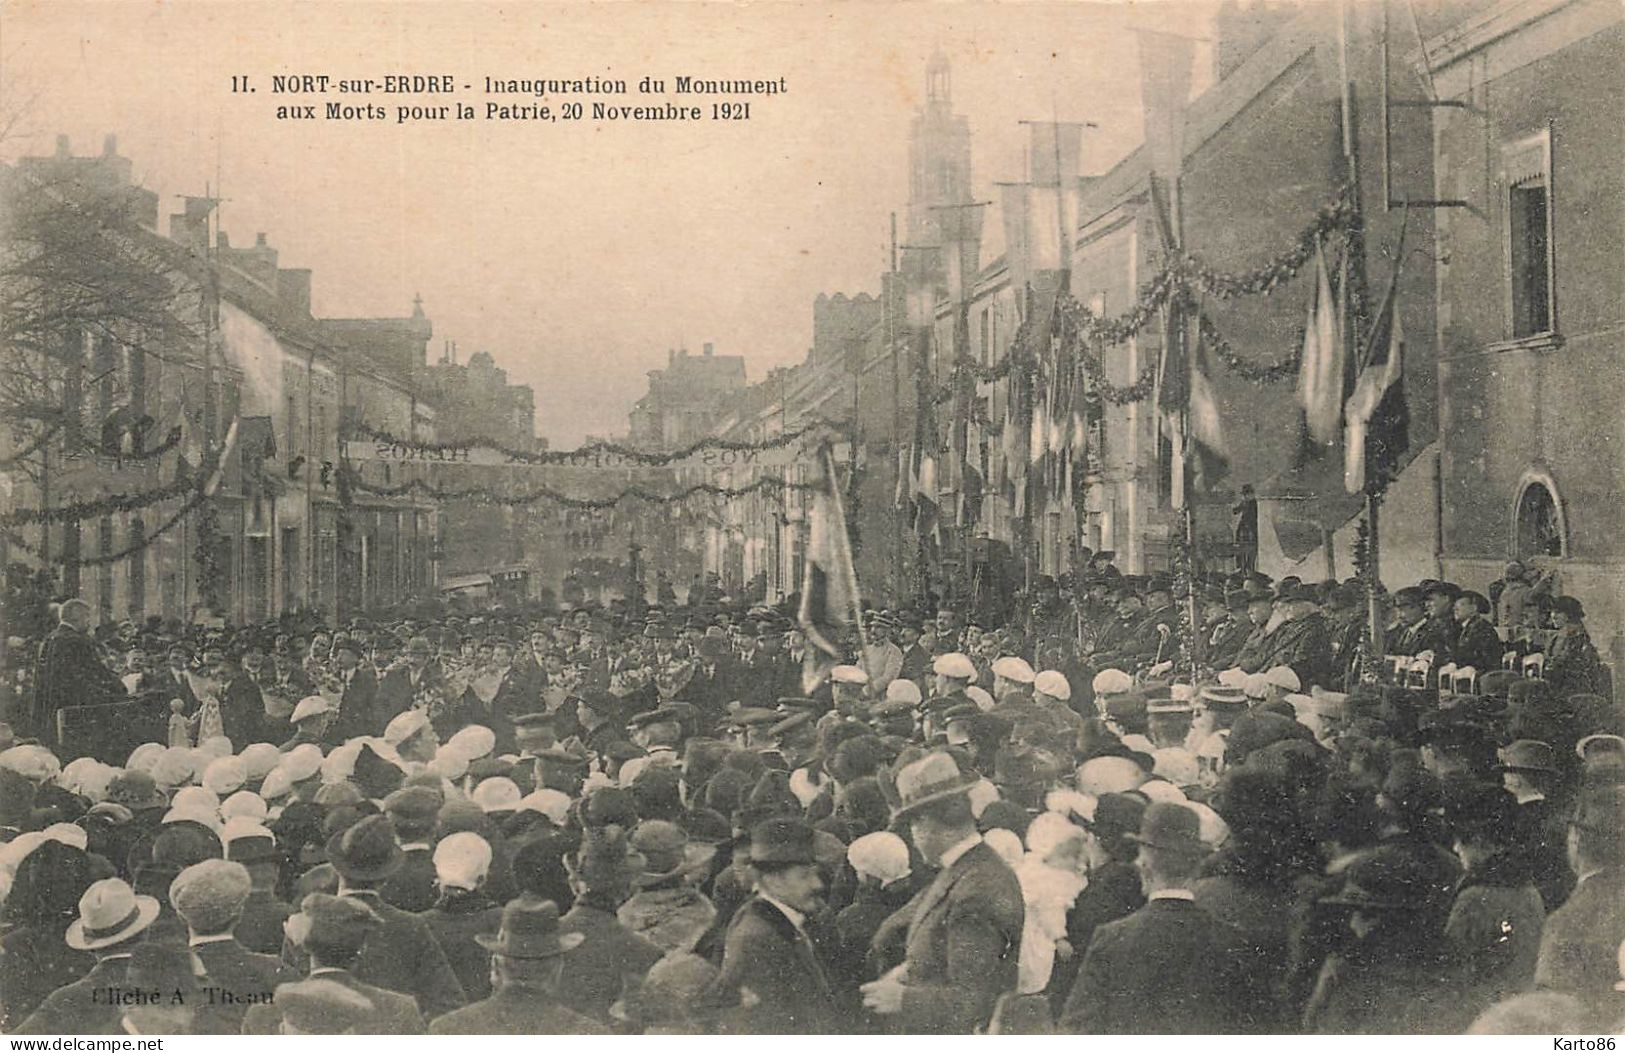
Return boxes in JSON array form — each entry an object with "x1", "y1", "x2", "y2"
[{"x1": 927, "y1": 48, "x2": 951, "y2": 105}]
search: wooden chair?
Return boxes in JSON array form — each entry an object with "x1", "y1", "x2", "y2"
[
  {"x1": 1436, "y1": 662, "x2": 1459, "y2": 696},
  {"x1": 1406, "y1": 657, "x2": 1433, "y2": 689},
  {"x1": 1452, "y1": 666, "x2": 1479, "y2": 695},
  {"x1": 1522, "y1": 652, "x2": 1546, "y2": 680},
  {"x1": 1501, "y1": 650, "x2": 1520, "y2": 670}
]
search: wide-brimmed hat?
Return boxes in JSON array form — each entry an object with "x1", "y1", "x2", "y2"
[
  {"x1": 476, "y1": 897, "x2": 585, "y2": 959},
  {"x1": 1498, "y1": 739, "x2": 1559, "y2": 774},
  {"x1": 890, "y1": 751, "x2": 978, "y2": 824},
  {"x1": 747, "y1": 817, "x2": 816, "y2": 867},
  {"x1": 65, "y1": 878, "x2": 161, "y2": 951},
  {"x1": 628, "y1": 820, "x2": 714, "y2": 887},
  {"x1": 1320, "y1": 844, "x2": 1437, "y2": 912},
  {"x1": 1128, "y1": 801, "x2": 1209, "y2": 856},
  {"x1": 325, "y1": 814, "x2": 402, "y2": 882}
]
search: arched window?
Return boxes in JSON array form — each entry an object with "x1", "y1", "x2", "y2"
[{"x1": 1514, "y1": 475, "x2": 1564, "y2": 559}]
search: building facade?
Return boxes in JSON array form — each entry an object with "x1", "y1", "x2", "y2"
[{"x1": 1423, "y1": 0, "x2": 1624, "y2": 662}]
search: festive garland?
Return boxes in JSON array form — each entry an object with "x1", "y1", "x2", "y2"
[
  {"x1": 1, "y1": 482, "x2": 208, "y2": 569},
  {"x1": 346, "y1": 471, "x2": 823, "y2": 511},
  {"x1": 925, "y1": 185, "x2": 1354, "y2": 409},
  {"x1": 1, "y1": 445, "x2": 222, "y2": 528},
  {"x1": 1197, "y1": 312, "x2": 1303, "y2": 385},
  {"x1": 346, "y1": 419, "x2": 851, "y2": 467}
]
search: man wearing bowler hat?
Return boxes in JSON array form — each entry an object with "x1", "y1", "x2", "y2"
[
  {"x1": 860, "y1": 751, "x2": 1023, "y2": 1033},
  {"x1": 288, "y1": 814, "x2": 465, "y2": 1019},
  {"x1": 1060, "y1": 801, "x2": 1258, "y2": 1034},
  {"x1": 704, "y1": 817, "x2": 845, "y2": 1034},
  {"x1": 429, "y1": 898, "x2": 606, "y2": 1034}
]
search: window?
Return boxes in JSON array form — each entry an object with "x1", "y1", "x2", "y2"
[
  {"x1": 1504, "y1": 130, "x2": 1555, "y2": 339},
  {"x1": 1515, "y1": 478, "x2": 1564, "y2": 559}
]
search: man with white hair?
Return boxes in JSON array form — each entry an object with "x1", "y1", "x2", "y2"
[{"x1": 28, "y1": 598, "x2": 124, "y2": 750}]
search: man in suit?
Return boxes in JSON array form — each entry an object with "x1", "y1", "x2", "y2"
[
  {"x1": 376, "y1": 636, "x2": 445, "y2": 728},
  {"x1": 379, "y1": 786, "x2": 443, "y2": 912},
  {"x1": 169, "y1": 858, "x2": 292, "y2": 1035},
  {"x1": 330, "y1": 639, "x2": 380, "y2": 741},
  {"x1": 28, "y1": 599, "x2": 125, "y2": 749},
  {"x1": 1535, "y1": 783, "x2": 1625, "y2": 1019},
  {"x1": 225, "y1": 823, "x2": 295, "y2": 955},
  {"x1": 557, "y1": 827, "x2": 664, "y2": 1025},
  {"x1": 1450, "y1": 591, "x2": 1504, "y2": 675},
  {"x1": 861, "y1": 752, "x2": 1024, "y2": 1034},
  {"x1": 705, "y1": 817, "x2": 846, "y2": 1033},
  {"x1": 14, "y1": 878, "x2": 160, "y2": 1034},
  {"x1": 249, "y1": 894, "x2": 425, "y2": 1034},
  {"x1": 1499, "y1": 739, "x2": 1575, "y2": 910},
  {"x1": 429, "y1": 898, "x2": 608, "y2": 1034},
  {"x1": 283, "y1": 815, "x2": 466, "y2": 1019},
  {"x1": 1061, "y1": 801, "x2": 1259, "y2": 1034}
]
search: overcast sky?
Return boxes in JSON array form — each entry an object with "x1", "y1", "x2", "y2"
[{"x1": 3, "y1": 1, "x2": 1214, "y2": 447}]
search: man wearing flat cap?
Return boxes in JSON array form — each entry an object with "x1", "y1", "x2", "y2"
[
  {"x1": 1061, "y1": 801, "x2": 1258, "y2": 1034},
  {"x1": 703, "y1": 817, "x2": 846, "y2": 1033},
  {"x1": 249, "y1": 893, "x2": 425, "y2": 1034},
  {"x1": 170, "y1": 858, "x2": 292, "y2": 1034}
]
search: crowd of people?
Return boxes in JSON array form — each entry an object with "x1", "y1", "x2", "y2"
[{"x1": 0, "y1": 557, "x2": 1622, "y2": 1035}]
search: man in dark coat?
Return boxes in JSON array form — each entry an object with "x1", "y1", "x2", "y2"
[
  {"x1": 14, "y1": 877, "x2": 160, "y2": 1034},
  {"x1": 1450, "y1": 591, "x2": 1504, "y2": 675},
  {"x1": 1534, "y1": 783, "x2": 1625, "y2": 1020},
  {"x1": 704, "y1": 818, "x2": 847, "y2": 1034},
  {"x1": 248, "y1": 893, "x2": 425, "y2": 1035},
  {"x1": 1259, "y1": 584, "x2": 1336, "y2": 690},
  {"x1": 557, "y1": 827, "x2": 664, "y2": 1025},
  {"x1": 1422, "y1": 581, "x2": 1463, "y2": 662},
  {"x1": 422, "y1": 832, "x2": 503, "y2": 1002},
  {"x1": 283, "y1": 816, "x2": 466, "y2": 1020},
  {"x1": 1499, "y1": 739, "x2": 1575, "y2": 910},
  {"x1": 375, "y1": 637, "x2": 446, "y2": 727},
  {"x1": 1206, "y1": 591, "x2": 1257, "y2": 671},
  {"x1": 219, "y1": 651, "x2": 272, "y2": 746},
  {"x1": 330, "y1": 640, "x2": 380, "y2": 742},
  {"x1": 170, "y1": 858, "x2": 293, "y2": 1035},
  {"x1": 1061, "y1": 802, "x2": 1260, "y2": 1034},
  {"x1": 429, "y1": 898, "x2": 608, "y2": 1034},
  {"x1": 28, "y1": 599, "x2": 125, "y2": 749},
  {"x1": 861, "y1": 752, "x2": 1024, "y2": 1034},
  {"x1": 379, "y1": 787, "x2": 443, "y2": 912},
  {"x1": 226, "y1": 827, "x2": 295, "y2": 955},
  {"x1": 1050, "y1": 793, "x2": 1147, "y2": 1014}
]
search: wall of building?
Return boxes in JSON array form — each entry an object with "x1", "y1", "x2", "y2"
[{"x1": 1429, "y1": 0, "x2": 1624, "y2": 652}]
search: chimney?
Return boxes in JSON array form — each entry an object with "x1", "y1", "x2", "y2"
[
  {"x1": 55, "y1": 134, "x2": 70, "y2": 157},
  {"x1": 103, "y1": 134, "x2": 118, "y2": 157},
  {"x1": 703, "y1": 342, "x2": 714, "y2": 357},
  {"x1": 255, "y1": 232, "x2": 268, "y2": 247}
]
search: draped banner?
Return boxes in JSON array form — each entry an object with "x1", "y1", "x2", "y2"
[{"x1": 343, "y1": 438, "x2": 844, "y2": 471}]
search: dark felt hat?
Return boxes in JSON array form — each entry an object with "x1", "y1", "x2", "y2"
[{"x1": 476, "y1": 897, "x2": 584, "y2": 959}]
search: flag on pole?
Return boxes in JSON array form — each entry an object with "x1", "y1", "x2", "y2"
[
  {"x1": 1344, "y1": 263, "x2": 1409, "y2": 493},
  {"x1": 1137, "y1": 29, "x2": 1195, "y2": 184},
  {"x1": 1158, "y1": 313, "x2": 1228, "y2": 509},
  {"x1": 798, "y1": 444, "x2": 863, "y2": 693},
  {"x1": 1295, "y1": 240, "x2": 1348, "y2": 447},
  {"x1": 999, "y1": 183, "x2": 1033, "y2": 304}
]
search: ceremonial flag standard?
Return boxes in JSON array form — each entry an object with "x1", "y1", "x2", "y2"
[
  {"x1": 1344, "y1": 261, "x2": 1409, "y2": 493},
  {"x1": 1295, "y1": 241, "x2": 1348, "y2": 447},
  {"x1": 798, "y1": 444, "x2": 863, "y2": 693}
]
